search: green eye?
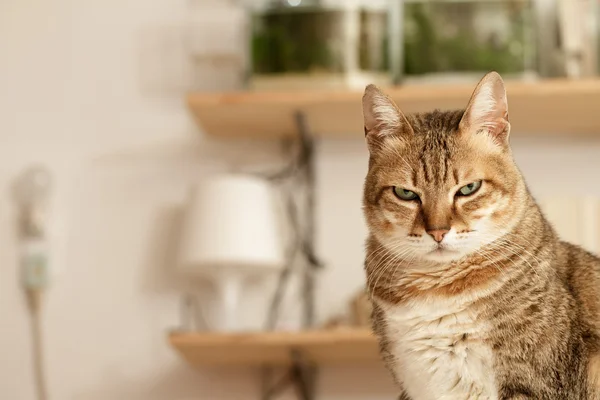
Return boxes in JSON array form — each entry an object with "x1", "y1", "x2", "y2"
[
  {"x1": 393, "y1": 187, "x2": 419, "y2": 201},
  {"x1": 457, "y1": 181, "x2": 482, "y2": 196}
]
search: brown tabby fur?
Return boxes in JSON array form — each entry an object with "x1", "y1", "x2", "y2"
[{"x1": 361, "y1": 72, "x2": 600, "y2": 399}]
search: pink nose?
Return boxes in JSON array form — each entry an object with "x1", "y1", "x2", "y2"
[{"x1": 427, "y1": 229, "x2": 449, "y2": 243}]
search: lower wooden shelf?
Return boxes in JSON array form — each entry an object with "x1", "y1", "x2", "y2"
[{"x1": 169, "y1": 327, "x2": 381, "y2": 367}]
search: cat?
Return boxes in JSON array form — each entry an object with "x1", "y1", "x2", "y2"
[{"x1": 361, "y1": 71, "x2": 600, "y2": 400}]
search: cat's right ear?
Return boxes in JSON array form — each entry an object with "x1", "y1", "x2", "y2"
[{"x1": 362, "y1": 84, "x2": 413, "y2": 151}]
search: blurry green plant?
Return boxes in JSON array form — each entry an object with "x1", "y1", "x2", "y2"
[
  {"x1": 251, "y1": 7, "x2": 388, "y2": 75},
  {"x1": 252, "y1": 9, "x2": 338, "y2": 74},
  {"x1": 403, "y1": 1, "x2": 533, "y2": 75},
  {"x1": 251, "y1": 1, "x2": 532, "y2": 79}
]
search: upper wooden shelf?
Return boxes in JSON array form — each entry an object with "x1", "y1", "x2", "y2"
[
  {"x1": 187, "y1": 79, "x2": 600, "y2": 139},
  {"x1": 169, "y1": 328, "x2": 380, "y2": 367}
]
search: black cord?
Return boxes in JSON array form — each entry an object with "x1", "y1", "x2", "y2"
[
  {"x1": 262, "y1": 112, "x2": 325, "y2": 332},
  {"x1": 265, "y1": 185, "x2": 301, "y2": 330},
  {"x1": 263, "y1": 118, "x2": 323, "y2": 331},
  {"x1": 294, "y1": 112, "x2": 322, "y2": 329}
]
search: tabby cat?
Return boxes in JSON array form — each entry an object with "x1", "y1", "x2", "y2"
[{"x1": 361, "y1": 71, "x2": 600, "y2": 399}]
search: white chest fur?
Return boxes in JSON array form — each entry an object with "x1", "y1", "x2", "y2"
[{"x1": 378, "y1": 297, "x2": 498, "y2": 400}]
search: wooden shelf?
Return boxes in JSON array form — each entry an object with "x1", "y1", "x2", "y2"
[
  {"x1": 169, "y1": 328, "x2": 380, "y2": 367},
  {"x1": 187, "y1": 79, "x2": 600, "y2": 139}
]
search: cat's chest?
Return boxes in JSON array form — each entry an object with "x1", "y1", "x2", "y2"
[{"x1": 379, "y1": 298, "x2": 497, "y2": 400}]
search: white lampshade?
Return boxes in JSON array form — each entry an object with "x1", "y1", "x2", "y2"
[{"x1": 178, "y1": 174, "x2": 285, "y2": 277}]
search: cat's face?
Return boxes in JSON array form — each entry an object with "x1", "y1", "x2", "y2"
[{"x1": 362, "y1": 72, "x2": 527, "y2": 263}]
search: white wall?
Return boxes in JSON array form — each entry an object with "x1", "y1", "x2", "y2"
[{"x1": 2, "y1": 1, "x2": 600, "y2": 400}]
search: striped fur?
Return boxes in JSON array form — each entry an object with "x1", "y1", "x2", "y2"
[{"x1": 362, "y1": 72, "x2": 600, "y2": 399}]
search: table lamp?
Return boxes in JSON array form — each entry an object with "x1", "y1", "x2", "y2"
[{"x1": 178, "y1": 174, "x2": 285, "y2": 332}]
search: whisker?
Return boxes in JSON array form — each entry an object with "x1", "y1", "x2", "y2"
[
  {"x1": 370, "y1": 246, "x2": 414, "y2": 293},
  {"x1": 367, "y1": 242, "x2": 411, "y2": 294}
]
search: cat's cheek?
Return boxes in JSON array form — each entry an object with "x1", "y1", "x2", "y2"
[
  {"x1": 374, "y1": 235, "x2": 419, "y2": 263},
  {"x1": 379, "y1": 205, "x2": 418, "y2": 233},
  {"x1": 382, "y1": 209, "x2": 401, "y2": 225},
  {"x1": 376, "y1": 224, "x2": 411, "y2": 247},
  {"x1": 469, "y1": 217, "x2": 506, "y2": 250},
  {"x1": 371, "y1": 218, "x2": 417, "y2": 256}
]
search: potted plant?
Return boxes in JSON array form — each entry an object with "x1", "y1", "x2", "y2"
[{"x1": 249, "y1": 0, "x2": 391, "y2": 90}]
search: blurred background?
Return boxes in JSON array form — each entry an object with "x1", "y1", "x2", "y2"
[{"x1": 2, "y1": 0, "x2": 600, "y2": 399}]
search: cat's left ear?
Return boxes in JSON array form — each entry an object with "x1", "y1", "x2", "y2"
[{"x1": 459, "y1": 71, "x2": 510, "y2": 146}]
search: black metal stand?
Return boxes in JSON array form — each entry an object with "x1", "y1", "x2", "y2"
[
  {"x1": 295, "y1": 111, "x2": 320, "y2": 328},
  {"x1": 261, "y1": 111, "x2": 322, "y2": 400},
  {"x1": 261, "y1": 351, "x2": 318, "y2": 400}
]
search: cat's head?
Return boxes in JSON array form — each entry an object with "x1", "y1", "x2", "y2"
[{"x1": 362, "y1": 72, "x2": 527, "y2": 264}]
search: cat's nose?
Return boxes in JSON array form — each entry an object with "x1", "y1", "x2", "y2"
[{"x1": 426, "y1": 229, "x2": 449, "y2": 243}]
